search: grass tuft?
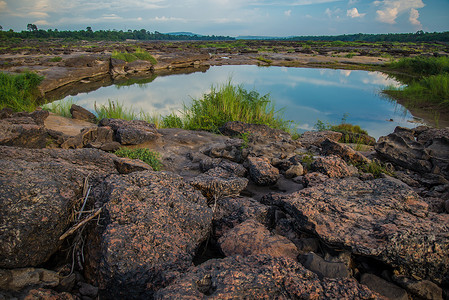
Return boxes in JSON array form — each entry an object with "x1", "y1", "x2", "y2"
[
  {"x1": 112, "y1": 48, "x2": 157, "y2": 64},
  {"x1": 0, "y1": 71, "x2": 44, "y2": 112},
  {"x1": 181, "y1": 80, "x2": 291, "y2": 133},
  {"x1": 42, "y1": 98, "x2": 75, "y2": 118}
]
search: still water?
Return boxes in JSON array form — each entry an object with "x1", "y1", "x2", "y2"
[{"x1": 62, "y1": 65, "x2": 421, "y2": 139}]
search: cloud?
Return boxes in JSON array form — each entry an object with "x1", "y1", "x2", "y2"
[
  {"x1": 284, "y1": 9, "x2": 291, "y2": 17},
  {"x1": 374, "y1": 0, "x2": 424, "y2": 25},
  {"x1": 324, "y1": 7, "x2": 342, "y2": 18},
  {"x1": 346, "y1": 7, "x2": 365, "y2": 18},
  {"x1": 348, "y1": 0, "x2": 358, "y2": 4},
  {"x1": 35, "y1": 20, "x2": 50, "y2": 25},
  {"x1": 409, "y1": 8, "x2": 421, "y2": 27},
  {"x1": 0, "y1": 0, "x2": 7, "y2": 11}
]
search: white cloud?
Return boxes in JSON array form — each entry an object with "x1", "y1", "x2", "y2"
[
  {"x1": 284, "y1": 9, "x2": 291, "y2": 17},
  {"x1": 0, "y1": 0, "x2": 7, "y2": 11},
  {"x1": 409, "y1": 8, "x2": 421, "y2": 27},
  {"x1": 35, "y1": 19, "x2": 50, "y2": 25},
  {"x1": 346, "y1": 7, "x2": 365, "y2": 18},
  {"x1": 375, "y1": 0, "x2": 424, "y2": 25},
  {"x1": 324, "y1": 7, "x2": 342, "y2": 18}
]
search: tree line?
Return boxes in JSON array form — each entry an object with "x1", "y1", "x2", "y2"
[{"x1": 0, "y1": 25, "x2": 235, "y2": 41}]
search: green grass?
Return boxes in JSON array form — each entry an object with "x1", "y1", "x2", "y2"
[
  {"x1": 111, "y1": 47, "x2": 157, "y2": 64},
  {"x1": 388, "y1": 56, "x2": 449, "y2": 77},
  {"x1": 384, "y1": 73, "x2": 449, "y2": 106},
  {"x1": 0, "y1": 71, "x2": 44, "y2": 112},
  {"x1": 114, "y1": 148, "x2": 162, "y2": 171},
  {"x1": 181, "y1": 80, "x2": 292, "y2": 133},
  {"x1": 42, "y1": 98, "x2": 75, "y2": 118},
  {"x1": 256, "y1": 56, "x2": 273, "y2": 64},
  {"x1": 49, "y1": 56, "x2": 62, "y2": 62}
]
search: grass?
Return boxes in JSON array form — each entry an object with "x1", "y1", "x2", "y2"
[
  {"x1": 357, "y1": 160, "x2": 394, "y2": 178},
  {"x1": 387, "y1": 56, "x2": 449, "y2": 77},
  {"x1": 42, "y1": 98, "x2": 75, "y2": 118},
  {"x1": 384, "y1": 56, "x2": 449, "y2": 107},
  {"x1": 0, "y1": 71, "x2": 44, "y2": 112},
  {"x1": 256, "y1": 56, "x2": 273, "y2": 64},
  {"x1": 114, "y1": 148, "x2": 162, "y2": 171},
  {"x1": 49, "y1": 56, "x2": 62, "y2": 62},
  {"x1": 314, "y1": 116, "x2": 372, "y2": 144},
  {"x1": 111, "y1": 47, "x2": 157, "y2": 64},
  {"x1": 181, "y1": 80, "x2": 292, "y2": 133}
]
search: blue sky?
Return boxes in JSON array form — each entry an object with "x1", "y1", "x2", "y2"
[{"x1": 0, "y1": 0, "x2": 448, "y2": 36}]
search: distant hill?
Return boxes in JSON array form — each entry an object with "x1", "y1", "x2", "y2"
[{"x1": 166, "y1": 32, "x2": 203, "y2": 37}]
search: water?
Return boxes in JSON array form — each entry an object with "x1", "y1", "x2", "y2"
[{"x1": 60, "y1": 65, "x2": 422, "y2": 139}]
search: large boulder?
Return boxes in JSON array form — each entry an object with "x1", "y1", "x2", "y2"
[
  {"x1": 218, "y1": 219, "x2": 299, "y2": 260},
  {"x1": 155, "y1": 255, "x2": 382, "y2": 299},
  {"x1": 375, "y1": 126, "x2": 449, "y2": 178},
  {"x1": 220, "y1": 121, "x2": 291, "y2": 141},
  {"x1": 311, "y1": 155, "x2": 358, "y2": 178},
  {"x1": 84, "y1": 171, "x2": 213, "y2": 299},
  {"x1": 190, "y1": 167, "x2": 248, "y2": 201},
  {"x1": 299, "y1": 130, "x2": 342, "y2": 147},
  {"x1": 263, "y1": 177, "x2": 449, "y2": 285},
  {"x1": 0, "y1": 146, "x2": 151, "y2": 268},
  {"x1": 321, "y1": 138, "x2": 371, "y2": 164},
  {"x1": 98, "y1": 118, "x2": 160, "y2": 145},
  {"x1": 0, "y1": 111, "x2": 49, "y2": 148},
  {"x1": 246, "y1": 156, "x2": 280, "y2": 186}
]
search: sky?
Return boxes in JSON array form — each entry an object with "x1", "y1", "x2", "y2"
[{"x1": 0, "y1": 0, "x2": 448, "y2": 37}]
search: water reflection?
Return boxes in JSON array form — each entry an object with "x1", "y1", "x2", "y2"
[{"x1": 59, "y1": 65, "x2": 421, "y2": 139}]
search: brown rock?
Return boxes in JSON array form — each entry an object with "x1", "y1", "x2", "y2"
[
  {"x1": 23, "y1": 288, "x2": 79, "y2": 300},
  {"x1": 0, "y1": 268, "x2": 59, "y2": 291},
  {"x1": 321, "y1": 138, "x2": 371, "y2": 164},
  {"x1": 360, "y1": 273, "x2": 408, "y2": 300},
  {"x1": 0, "y1": 117, "x2": 48, "y2": 148},
  {"x1": 154, "y1": 255, "x2": 383, "y2": 299},
  {"x1": 393, "y1": 275, "x2": 443, "y2": 300},
  {"x1": 285, "y1": 163, "x2": 304, "y2": 178},
  {"x1": 220, "y1": 121, "x2": 291, "y2": 141},
  {"x1": 302, "y1": 172, "x2": 329, "y2": 187},
  {"x1": 190, "y1": 167, "x2": 248, "y2": 201},
  {"x1": 299, "y1": 252, "x2": 351, "y2": 279},
  {"x1": 218, "y1": 219, "x2": 299, "y2": 260},
  {"x1": 299, "y1": 130, "x2": 343, "y2": 147},
  {"x1": 99, "y1": 118, "x2": 160, "y2": 145},
  {"x1": 84, "y1": 171, "x2": 212, "y2": 299},
  {"x1": 246, "y1": 156, "x2": 280, "y2": 186},
  {"x1": 70, "y1": 104, "x2": 97, "y2": 123},
  {"x1": 264, "y1": 177, "x2": 449, "y2": 284},
  {"x1": 311, "y1": 155, "x2": 358, "y2": 178}
]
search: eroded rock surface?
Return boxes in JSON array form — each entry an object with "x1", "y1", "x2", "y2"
[
  {"x1": 98, "y1": 118, "x2": 160, "y2": 145},
  {"x1": 264, "y1": 177, "x2": 449, "y2": 285},
  {"x1": 155, "y1": 255, "x2": 382, "y2": 299},
  {"x1": 246, "y1": 156, "x2": 280, "y2": 186},
  {"x1": 85, "y1": 171, "x2": 213, "y2": 299}
]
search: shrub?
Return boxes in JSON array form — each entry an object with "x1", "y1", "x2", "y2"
[
  {"x1": 0, "y1": 71, "x2": 44, "y2": 112},
  {"x1": 50, "y1": 56, "x2": 62, "y2": 62}
]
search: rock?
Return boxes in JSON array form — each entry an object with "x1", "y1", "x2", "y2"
[
  {"x1": 302, "y1": 172, "x2": 329, "y2": 187},
  {"x1": 78, "y1": 282, "x2": 98, "y2": 298},
  {"x1": 360, "y1": 273, "x2": 408, "y2": 300},
  {"x1": 203, "y1": 139, "x2": 245, "y2": 163},
  {"x1": 0, "y1": 116, "x2": 48, "y2": 148},
  {"x1": 299, "y1": 252, "x2": 351, "y2": 279},
  {"x1": 285, "y1": 163, "x2": 304, "y2": 178},
  {"x1": 375, "y1": 127, "x2": 433, "y2": 174},
  {"x1": 264, "y1": 177, "x2": 449, "y2": 285},
  {"x1": 246, "y1": 156, "x2": 279, "y2": 186},
  {"x1": 155, "y1": 255, "x2": 382, "y2": 299},
  {"x1": 423, "y1": 197, "x2": 446, "y2": 213},
  {"x1": 218, "y1": 219, "x2": 299, "y2": 260},
  {"x1": 446, "y1": 200, "x2": 449, "y2": 213},
  {"x1": 57, "y1": 273, "x2": 76, "y2": 293},
  {"x1": 199, "y1": 157, "x2": 247, "y2": 177},
  {"x1": 0, "y1": 268, "x2": 59, "y2": 291},
  {"x1": 213, "y1": 196, "x2": 271, "y2": 238},
  {"x1": 70, "y1": 104, "x2": 97, "y2": 123},
  {"x1": 22, "y1": 288, "x2": 79, "y2": 300},
  {"x1": 393, "y1": 275, "x2": 443, "y2": 300},
  {"x1": 61, "y1": 126, "x2": 115, "y2": 149},
  {"x1": 219, "y1": 121, "x2": 291, "y2": 141},
  {"x1": 110, "y1": 58, "x2": 126, "y2": 76},
  {"x1": 112, "y1": 156, "x2": 153, "y2": 174},
  {"x1": 124, "y1": 60, "x2": 154, "y2": 73},
  {"x1": 29, "y1": 109, "x2": 50, "y2": 125},
  {"x1": 321, "y1": 138, "x2": 371, "y2": 164},
  {"x1": 190, "y1": 167, "x2": 248, "y2": 201},
  {"x1": 84, "y1": 171, "x2": 212, "y2": 299},
  {"x1": 98, "y1": 118, "x2": 160, "y2": 145},
  {"x1": 299, "y1": 130, "x2": 343, "y2": 147},
  {"x1": 311, "y1": 155, "x2": 358, "y2": 178},
  {"x1": 0, "y1": 146, "x2": 137, "y2": 268}
]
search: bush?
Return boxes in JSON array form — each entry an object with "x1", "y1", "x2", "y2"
[
  {"x1": 388, "y1": 56, "x2": 449, "y2": 77},
  {"x1": 0, "y1": 71, "x2": 44, "y2": 112},
  {"x1": 114, "y1": 148, "x2": 162, "y2": 171},
  {"x1": 181, "y1": 80, "x2": 291, "y2": 133}
]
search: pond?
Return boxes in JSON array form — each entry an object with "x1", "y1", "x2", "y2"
[{"x1": 59, "y1": 65, "x2": 423, "y2": 139}]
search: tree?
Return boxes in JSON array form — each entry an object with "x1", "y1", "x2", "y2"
[
  {"x1": 27, "y1": 24, "x2": 38, "y2": 32},
  {"x1": 0, "y1": 25, "x2": 3, "y2": 31},
  {"x1": 86, "y1": 26, "x2": 93, "y2": 32}
]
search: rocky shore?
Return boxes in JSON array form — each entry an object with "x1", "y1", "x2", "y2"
[{"x1": 0, "y1": 107, "x2": 448, "y2": 299}]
